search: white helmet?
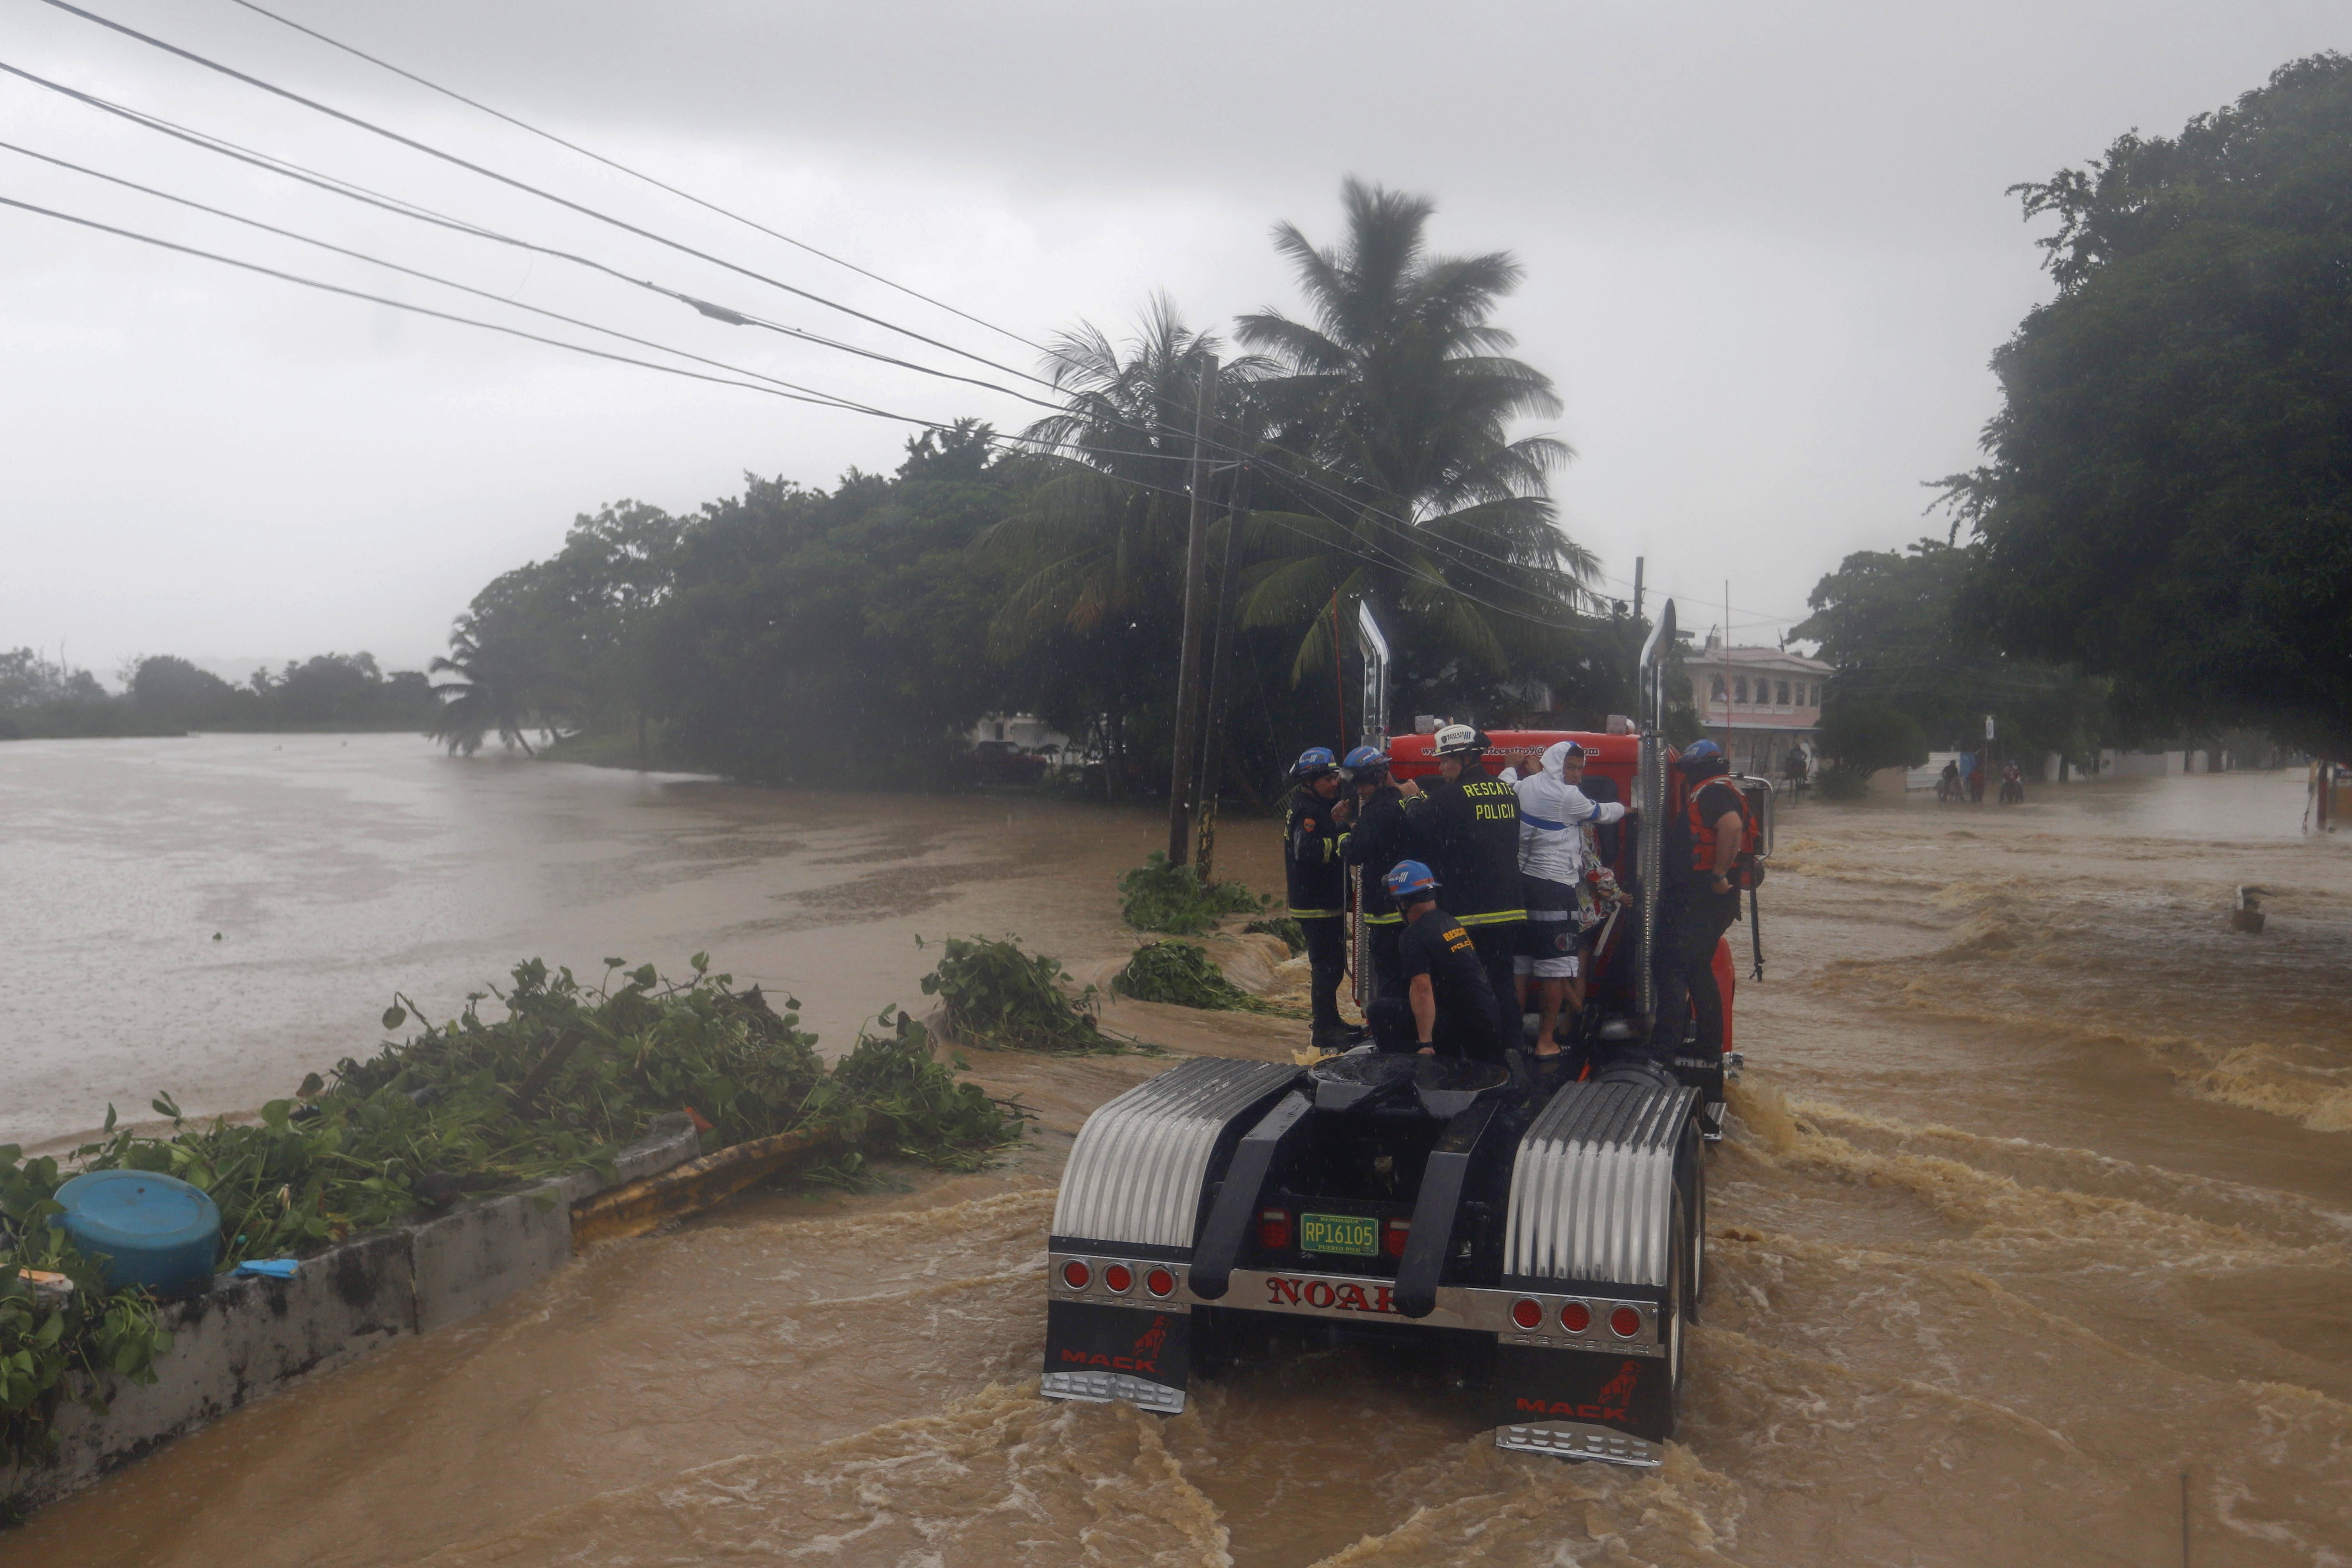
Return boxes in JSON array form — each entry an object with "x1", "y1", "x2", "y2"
[{"x1": 1431, "y1": 723, "x2": 1483, "y2": 757}]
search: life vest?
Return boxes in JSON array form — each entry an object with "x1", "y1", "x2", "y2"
[{"x1": 1687, "y1": 778, "x2": 1764, "y2": 890}]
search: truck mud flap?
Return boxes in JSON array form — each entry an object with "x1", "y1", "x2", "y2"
[
  {"x1": 1041, "y1": 1299, "x2": 1190, "y2": 1414},
  {"x1": 1492, "y1": 1342, "x2": 1670, "y2": 1465}
]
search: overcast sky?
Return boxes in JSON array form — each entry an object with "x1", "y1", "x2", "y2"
[{"x1": 2, "y1": 0, "x2": 2342, "y2": 681}]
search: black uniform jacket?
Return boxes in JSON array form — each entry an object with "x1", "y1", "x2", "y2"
[
  {"x1": 1284, "y1": 785, "x2": 1348, "y2": 919},
  {"x1": 1402, "y1": 763, "x2": 1525, "y2": 926},
  {"x1": 1342, "y1": 783, "x2": 1412, "y2": 925},
  {"x1": 1399, "y1": 905, "x2": 1498, "y2": 1044}
]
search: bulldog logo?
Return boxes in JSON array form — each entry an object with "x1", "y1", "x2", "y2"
[{"x1": 1594, "y1": 1360, "x2": 1639, "y2": 1405}]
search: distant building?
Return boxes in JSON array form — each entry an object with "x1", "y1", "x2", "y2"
[{"x1": 1684, "y1": 636, "x2": 1833, "y2": 777}]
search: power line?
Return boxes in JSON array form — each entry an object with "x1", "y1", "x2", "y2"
[
  {"x1": 33, "y1": 5, "x2": 1605, "y2": 626},
  {"x1": 0, "y1": 187, "x2": 1580, "y2": 635},
  {"x1": 0, "y1": 139, "x2": 902, "y2": 416},
  {"x1": 219, "y1": 0, "x2": 1060, "y2": 362},
  {"x1": 0, "y1": 192, "x2": 876, "y2": 413},
  {"x1": 24, "y1": 5, "x2": 1605, "y2": 635},
  {"x1": 39, "y1": 0, "x2": 1076, "y2": 397},
  {"x1": 0, "y1": 59, "x2": 1076, "y2": 417}
]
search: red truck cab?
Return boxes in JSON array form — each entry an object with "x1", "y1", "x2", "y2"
[{"x1": 1380, "y1": 728, "x2": 1735, "y2": 1052}]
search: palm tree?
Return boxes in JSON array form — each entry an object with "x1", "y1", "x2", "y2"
[
  {"x1": 426, "y1": 619, "x2": 543, "y2": 757},
  {"x1": 1234, "y1": 180, "x2": 1593, "y2": 690},
  {"x1": 976, "y1": 295, "x2": 1268, "y2": 788}
]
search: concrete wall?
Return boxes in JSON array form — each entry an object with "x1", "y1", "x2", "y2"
[{"x1": 1, "y1": 1114, "x2": 700, "y2": 1510}]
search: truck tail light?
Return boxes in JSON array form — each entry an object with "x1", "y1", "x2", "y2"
[
  {"x1": 1061, "y1": 1260, "x2": 1090, "y2": 1290},
  {"x1": 1258, "y1": 1209, "x2": 1291, "y2": 1250},
  {"x1": 1610, "y1": 1305, "x2": 1642, "y2": 1338},
  {"x1": 1511, "y1": 1298, "x2": 1544, "y2": 1330},
  {"x1": 1559, "y1": 1301, "x2": 1591, "y2": 1333},
  {"x1": 1145, "y1": 1267, "x2": 1176, "y2": 1298},
  {"x1": 1383, "y1": 1218, "x2": 1411, "y2": 1257},
  {"x1": 1103, "y1": 1263, "x2": 1134, "y2": 1294}
]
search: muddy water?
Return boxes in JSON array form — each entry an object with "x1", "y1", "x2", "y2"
[
  {"x1": 0, "y1": 732, "x2": 1238, "y2": 1149},
  {"x1": 9, "y1": 759, "x2": 2352, "y2": 1566}
]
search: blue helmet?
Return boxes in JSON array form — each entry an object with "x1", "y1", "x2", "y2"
[
  {"x1": 1384, "y1": 859, "x2": 1440, "y2": 901},
  {"x1": 1292, "y1": 746, "x2": 1339, "y2": 778},
  {"x1": 1342, "y1": 744, "x2": 1389, "y2": 776},
  {"x1": 1677, "y1": 738, "x2": 1728, "y2": 774}
]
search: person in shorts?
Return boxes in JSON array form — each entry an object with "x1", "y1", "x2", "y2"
[{"x1": 1513, "y1": 741, "x2": 1627, "y2": 1058}]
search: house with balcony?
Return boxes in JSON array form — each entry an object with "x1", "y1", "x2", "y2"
[{"x1": 1683, "y1": 636, "x2": 1833, "y2": 778}]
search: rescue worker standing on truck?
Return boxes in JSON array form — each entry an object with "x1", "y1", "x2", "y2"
[
  {"x1": 1284, "y1": 747, "x2": 1355, "y2": 1051},
  {"x1": 1646, "y1": 739, "x2": 1753, "y2": 1068},
  {"x1": 1340, "y1": 744, "x2": 1410, "y2": 1000},
  {"x1": 1514, "y1": 740, "x2": 1628, "y2": 1059},
  {"x1": 1400, "y1": 724, "x2": 1525, "y2": 1043},
  {"x1": 1365, "y1": 860, "x2": 1501, "y2": 1060}
]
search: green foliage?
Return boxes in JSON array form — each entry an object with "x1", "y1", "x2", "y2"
[
  {"x1": 917, "y1": 935, "x2": 1127, "y2": 1054},
  {"x1": 1942, "y1": 54, "x2": 2352, "y2": 753},
  {"x1": 0, "y1": 956, "x2": 1020, "y2": 1480},
  {"x1": 1112, "y1": 941, "x2": 1287, "y2": 1013},
  {"x1": 1795, "y1": 539, "x2": 2116, "y2": 764},
  {"x1": 1232, "y1": 180, "x2": 1604, "y2": 720},
  {"x1": 810, "y1": 1007, "x2": 1028, "y2": 1170},
  {"x1": 0, "y1": 1148, "x2": 173, "y2": 1472},
  {"x1": 438, "y1": 186, "x2": 1635, "y2": 796},
  {"x1": 1242, "y1": 916, "x2": 1306, "y2": 955},
  {"x1": 1814, "y1": 698, "x2": 1930, "y2": 776},
  {"x1": 1117, "y1": 852, "x2": 1264, "y2": 935}
]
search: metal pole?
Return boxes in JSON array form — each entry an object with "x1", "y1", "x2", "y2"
[
  {"x1": 1635, "y1": 599, "x2": 1675, "y2": 1021},
  {"x1": 1164, "y1": 352, "x2": 1219, "y2": 866},
  {"x1": 1195, "y1": 461, "x2": 1249, "y2": 877}
]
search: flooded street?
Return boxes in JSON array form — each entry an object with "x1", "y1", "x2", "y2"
[
  {"x1": 0, "y1": 733, "x2": 1204, "y2": 1150},
  {"x1": 6, "y1": 745, "x2": 2350, "y2": 1566}
]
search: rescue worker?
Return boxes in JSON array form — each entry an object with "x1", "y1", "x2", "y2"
[
  {"x1": 1399, "y1": 723, "x2": 1524, "y2": 1043},
  {"x1": 1365, "y1": 860, "x2": 1500, "y2": 1060},
  {"x1": 1645, "y1": 739, "x2": 1751, "y2": 1067},
  {"x1": 1283, "y1": 746, "x2": 1354, "y2": 1051},
  {"x1": 1514, "y1": 741, "x2": 1628, "y2": 1058},
  {"x1": 1339, "y1": 744, "x2": 1410, "y2": 999}
]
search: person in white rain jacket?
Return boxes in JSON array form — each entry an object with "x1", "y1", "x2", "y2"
[{"x1": 1513, "y1": 741, "x2": 1628, "y2": 1058}]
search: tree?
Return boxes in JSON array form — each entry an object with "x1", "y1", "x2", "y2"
[
  {"x1": 1233, "y1": 180, "x2": 1598, "y2": 718},
  {"x1": 645, "y1": 429, "x2": 1038, "y2": 785},
  {"x1": 1943, "y1": 54, "x2": 2352, "y2": 754},
  {"x1": 977, "y1": 302, "x2": 1247, "y2": 794},
  {"x1": 427, "y1": 621, "x2": 546, "y2": 756},
  {"x1": 1794, "y1": 538, "x2": 2112, "y2": 763},
  {"x1": 1815, "y1": 698, "x2": 1929, "y2": 776}
]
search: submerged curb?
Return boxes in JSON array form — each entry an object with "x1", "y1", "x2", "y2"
[{"x1": 2, "y1": 1112, "x2": 708, "y2": 1511}]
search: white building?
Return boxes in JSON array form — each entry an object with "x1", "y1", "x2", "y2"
[{"x1": 1683, "y1": 636, "x2": 1834, "y2": 778}]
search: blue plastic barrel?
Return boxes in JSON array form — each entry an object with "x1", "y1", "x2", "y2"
[{"x1": 54, "y1": 1170, "x2": 221, "y2": 1295}]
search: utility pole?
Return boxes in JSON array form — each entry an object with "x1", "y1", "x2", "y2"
[
  {"x1": 1195, "y1": 460, "x2": 1251, "y2": 880},
  {"x1": 1631, "y1": 557, "x2": 1643, "y2": 622},
  {"x1": 1165, "y1": 353, "x2": 1219, "y2": 866}
]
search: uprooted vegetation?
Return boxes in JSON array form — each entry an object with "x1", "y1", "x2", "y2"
[
  {"x1": 1113, "y1": 940, "x2": 1294, "y2": 1014},
  {"x1": 1243, "y1": 916, "x2": 1306, "y2": 955},
  {"x1": 1116, "y1": 852, "x2": 1267, "y2": 935},
  {"x1": 0, "y1": 955, "x2": 1022, "y2": 1476},
  {"x1": 918, "y1": 935, "x2": 1138, "y2": 1054}
]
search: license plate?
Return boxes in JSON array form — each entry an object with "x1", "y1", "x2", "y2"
[{"x1": 1299, "y1": 1212, "x2": 1378, "y2": 1257}]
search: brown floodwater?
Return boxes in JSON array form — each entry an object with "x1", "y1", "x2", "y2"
[{"x1": 5, "y1": 744, "x2": 2350, "y2": 1567}]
